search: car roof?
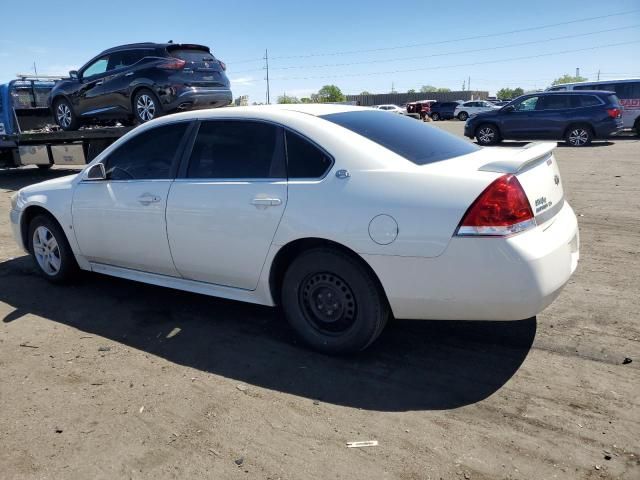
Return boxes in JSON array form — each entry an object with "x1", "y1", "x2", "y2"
[
  {"x1": 100, "y1": 42, "x2": 210, "y2": 54},
  {"x1": 539, "y1": 90, "x2": 615, "y2": 95}
]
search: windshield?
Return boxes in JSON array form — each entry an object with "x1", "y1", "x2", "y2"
[{"x1": 321, "y1": 110, "x2": 478, "y2": 165}]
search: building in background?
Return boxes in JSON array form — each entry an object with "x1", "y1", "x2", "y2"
[{"x1": 234, "y1": 95, "x2": 249, "y2": 106}]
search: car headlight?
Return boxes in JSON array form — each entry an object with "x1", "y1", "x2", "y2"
[{"x1": 10, "y1": 192, "x2": 19, "y2": 210}]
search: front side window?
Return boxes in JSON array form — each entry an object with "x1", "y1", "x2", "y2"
[
  {"x1": 104, "y1": 123, "x2": 188, "y2": 180},
  {"x1": 83, "y1": 57, "x2": 109, "y2": 78},
  {"x1": 187, "y1": 121, "x2": 285, "y2": 179},
  {"x1": 515, "y1": 96, "x2": 539, "y2": 111},
  {"x1": 321, "y1": 110, "x2": 478, "y2": 165},
  {"x1": 285, "y1": 131, "x2": 333, "y2": 178}
]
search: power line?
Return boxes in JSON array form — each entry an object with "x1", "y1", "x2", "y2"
[
  {"x1": 254, "y1": 24, "x2": 638, "y2": 72},
  {"x1": 269, "y1": 9, "x2": 640, "y2": 60},
  {"x1": 271, "y1": 40, "x2": 640, "y2": 81}
]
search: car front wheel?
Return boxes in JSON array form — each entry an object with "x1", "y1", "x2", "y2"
[
  {"x1": 431, "y1": 112, "x2": 440, "y2": 121},
  {"x1": 281, "y1": 247, "x2": 389, "y2": 354},
  {"x1": 476, "y1": 124, "x2": 501, "y2": 145},
  {"x1": 565, "y1": 125, "x2": 593, "y2": 146},
  {"x1": 28, "y1": 215, "x2": 78, "y2": 283},
  {"x1": 457, "y1": 111, "x2": 468, "y2": 121}
]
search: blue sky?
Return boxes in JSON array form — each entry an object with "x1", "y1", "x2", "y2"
[{"x1": 1, "y1": 0, "x2": 639, "y2": 102}]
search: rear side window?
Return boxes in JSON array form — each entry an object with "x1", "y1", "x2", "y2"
[
  {"x1": 187, "y1": 121, "x2": 285, "y2": 178},
  {"x1": 285, "y1": 131, "x2": 333, "y2": 178},
  {"x1": 321, "y1": 110, "x2": 478, "y2": 165},
  {"x1": 578, "y1": 95, "x2": 602, "y2": 107},
  {"x1": 105, "y1": 123, "x2": 189, "y2": 180},
  {"x1": 169, "y1": 48, "x2": 215, "y2": 62}
]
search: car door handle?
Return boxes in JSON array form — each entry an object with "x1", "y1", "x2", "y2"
[
  {"x1": 124, "y1": 72, "x2": 134, "y2": 76},
  {"x1": 250, "y1": 197, "x2": 282, "y2": 207},
  {"x1": 138, "y1": 194, "x2": 161, "y2": 205},
  {"x1": 95, "y1": 81, "x2": 103, "y2": 86}
]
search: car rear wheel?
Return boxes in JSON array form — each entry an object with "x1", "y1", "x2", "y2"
[
  {"x1": 281, "y1": 247, "x2": 389, "y2": 354},
  {"x1": 54, "y1": 98, "x2": 80, "y2": 131},
  {"x1": 28, "y1": 214, "x2": 78, "y2": 283},
  {"x1": 431, "y1": 112, "x2": 440, "y2": 121},
  {"x1": 133, "y1": 89, "x2": 163, "y2": 123},
  {"x1": 476, "y1": 124, "x2": 501, "y2": 146},
  {"x1": 457, "y1": 111, "x2": 469, "y2": 121},
  {"x1": 565, "y1": 125, "x2": 593, "y2": 146}
]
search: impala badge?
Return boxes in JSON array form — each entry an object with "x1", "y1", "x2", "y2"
[{"x1": 554, "y1": 175, "x2": 560, "y2": 186}]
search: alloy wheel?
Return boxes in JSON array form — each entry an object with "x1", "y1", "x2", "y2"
[
  {"x1": 299, "y1": 272, "x2": 357, "y2": 335},
  {"x1": 478, "y1": 127, "x2": 496, "y2": 144},
  {"x1": 568, "y1": 128, "x2": 589, "y2": 146},
  {"x1": 56, "y1": 103, "x2": 72, "y2": 128},
  {"x1": 136, "y1": 94, "x2": 156, "y2": 122},
  {"x1": 32, "y1": 226, "x2": 61, "y2": 276}
]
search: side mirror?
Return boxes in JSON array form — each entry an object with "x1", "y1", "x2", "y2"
[
  {"x1": 85, "y1": 163, "x2": 106, "y2": 181},
  {"x1": 502, "y1": 105, "x2": 515, "y2": 113},
  {"x1": 69, "y1": 70, "x2": 79, "y2": 80}
]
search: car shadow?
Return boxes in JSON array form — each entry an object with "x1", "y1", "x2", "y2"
[
  {"x1": 0, "y1": 167, "x2": 81, "y2": 192},
  {"x1": 480, "y1": 141, "x2": 617, "y2": 148},
  {"x1": 0, "y1": 255, "x2": 536, "y2": 412}
]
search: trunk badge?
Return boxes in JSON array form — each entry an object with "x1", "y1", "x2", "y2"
[{"x1": 554, "y1": 175, "x2": 560, "y2": 186}]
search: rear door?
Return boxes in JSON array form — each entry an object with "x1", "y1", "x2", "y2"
[
  {"x1": 166, "y1": 120, "x2": 287, "y2": 290},
  {"x1": 167, "y1": 45, "x2": 226, "y2": 88},
  {"x1": 100, "y1": 49, "x2": 153, "y2": 113}
]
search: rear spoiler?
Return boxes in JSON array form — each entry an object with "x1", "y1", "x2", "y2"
[{"x1": 478, "y1": 142, "x2": 556, "y2": 174}]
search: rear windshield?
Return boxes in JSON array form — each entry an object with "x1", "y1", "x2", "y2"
[
  {"x1": 321, "y1": 110, "x2": 478, "y2": 165},
  {"x1": 169, "y1": 48, "x2": 214, "y2": 62}
]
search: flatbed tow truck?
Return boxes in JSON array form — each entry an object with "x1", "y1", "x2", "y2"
[{"x1": 0, "y1": 75, "x2": 132, "y2": 169}]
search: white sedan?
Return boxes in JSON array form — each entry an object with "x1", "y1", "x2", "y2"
[
  {"x1": 454, "y1": 100, "x2": 500, "y2": 121},
  {"x1": 374, "y1": 104, "x2": 406, "y2": 114},
  {"x1": 10, "y1": 105, "x2": 579, "y2": 353}
]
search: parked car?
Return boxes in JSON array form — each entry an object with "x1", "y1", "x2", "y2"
[
  {"x1": 405, "y1": 99, "x2": 436, "y2": 120},
  {"x1": 428, "y1": 101, "x2": 460, "y2": 121},
  {"x1": 454, "y1": 100, "x2": 499, "y2": 121},
  {"x1": 48, "y1": 42, "x2": 232, "y2": 131},
  {"x1": 464, "y1": 91, "x2": 624, "y2": 146},
  {"x1": 546, "y1": 78, "x2": 640, "y2": 133},
  {"x1": 492, "y1": 100, "x2": 511, "y2": 107},
  {"x1": 374, "y1": 104, "x2": 406, "y2": 114},
  {"x1": 10, "y1": 105, "x2": 578, "y2": 354}
]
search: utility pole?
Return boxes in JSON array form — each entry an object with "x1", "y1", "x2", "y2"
[
  {"x1": 597, "y1": 69, "x2": 601, "y2": 81},
  {"x1": 33, "y1": 62, "x2": 38, "y2": 77},
  {"x1": 576, "y1": 67, "x2": 580, "y2": 78},
  {"x1": 264, "y1": 49, "x2": 270, "y2": 105},
  {"x1": 462, "y1": 79, "x2": 466, "y2": 91},
  {"x1": 468, "y1": 76, "x2": 471, "y2": 92}
]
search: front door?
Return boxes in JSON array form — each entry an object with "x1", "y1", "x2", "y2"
[
  {"x1": 72, "y1": 122, "x2": 191, "y2": 276},
  {"x1": 502, "y1": 95, "x2": 541, "y2": 138},
  {"x1": 166, "y1": 120, "x2": 288, "y2": 290},
  {"x1": 74, "y1": 55, "x2": 110, "y2": 117}
]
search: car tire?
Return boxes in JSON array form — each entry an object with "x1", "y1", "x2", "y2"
[
  {"x1": 37, "y1": 164, "x2": 53, "y2": 170},
  {"x1": 133, "y1": 89, "x2": 163, "y2": 124},
  {"x1": 634, "y1": 118, "x2": 640, "y2": 137},
  {"x1": 565, "y1": 124, "x2": 593, "y2": 147},
  {"x1": 458, "y1": 111, "x2": 469, "y2": 121},
  {"x1": 53, "y1": 98, "x2": 80, "y2": 131},
  {"x1": 475, "y1": 124, "x2": 501, "y2": 146},
  {"x1": 281, "y1": 247, "x2": 390, "y2": 354},
  {"x1": 431, "y1": 112, "x2": 440, "y2": 121},
  {"x1": 28, "y1": 214, "x2": 78, "y2": 283}
]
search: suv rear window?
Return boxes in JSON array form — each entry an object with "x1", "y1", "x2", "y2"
[
  {"x1": 321, "y1": 110, "x2": 478, "y2": 165},
  {"x1": 169, "y1": 47, "x2": 215, "y2": 62}
]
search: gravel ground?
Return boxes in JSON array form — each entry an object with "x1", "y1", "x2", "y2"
[{"x1": 0, "y1": 122, "x2": 638, "y2": 479}]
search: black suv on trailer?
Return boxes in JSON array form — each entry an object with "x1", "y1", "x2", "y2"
[
  {"x1": 464, "y1": 90, "x2": 623, "y2": 146},
  {"x1": 49, "y1": 42, "x2": 232, "y2": 130}
]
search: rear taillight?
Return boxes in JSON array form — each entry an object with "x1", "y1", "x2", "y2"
[
  {"x1": 607, "y1": 107, "x2": 622, "y2": 119},
  {"x1": 158, "y1": 58, "x2": 186, "y2": 70},
  {"x1": 218, "y1": 60, "x2": 226, "y2": 71},
  {"x1": 456, "y1": 174, "x2": 535, "y2": 237}
]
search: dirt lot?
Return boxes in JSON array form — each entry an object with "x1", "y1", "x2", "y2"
[{"x1": 1, "y1": 123, "x2": 638, "y2": 480}]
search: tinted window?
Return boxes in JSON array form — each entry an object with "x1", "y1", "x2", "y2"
[
  {"x1": 611, "y1": 82, "x2": 639, "y2": 99},
  {"x1": 574, "y1": 85, "x2": 591, "y2": 90},
  {"x1": 105, "y1": 123, "x2": 188, "y2": 180},
  {"x1": 107, "y1": 50, "x2": 148, "y2": 70},
  {"x1": 83, "y1": 57, "x2": 109, "y2": 77},
  {"x1": 537, "y1": 95, "x2": 569, "y2": 110},
  {"x1": 187, "y1": 121, "x2": 285, "y2": 178},
  {"x1": 285, "y1": 131, "x2": 333, "y2": 178},
  {"x1": 321, "y1": 110, "x2": 478, "y2": 165},
  {"x1": 169, "y1": 48, "x2": 215, "y2": 62},
  {"x1": 578, "y1": 95, "x2": 602, "y2": 107}
]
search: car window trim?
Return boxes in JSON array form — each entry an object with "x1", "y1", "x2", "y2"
[
  {"x1": 88, "y1": 120, "x2": 195, "y2": 182},
  {"x1": 175, "y1": 117, "x2": 334, "y2": 181}
]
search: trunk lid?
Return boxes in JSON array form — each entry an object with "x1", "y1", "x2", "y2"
[
  {"x1": 167, "y1": 44, "x2": 226, "y2": 87},
  {"x1": 479, "y1": 142, "x2": 565, "y2": 224}
]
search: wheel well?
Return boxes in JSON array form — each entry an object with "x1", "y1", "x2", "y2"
[
  {"x1": 20, "y1": 206, "x2": 62, "y2": 250},
  {"x1": 268, "y1": 238, "x2": 389, "y2": 308},
  {"x1": 564, "y1": 123, "x2": 594, "y2": 138}
]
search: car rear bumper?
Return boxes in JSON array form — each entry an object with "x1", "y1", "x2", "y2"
[
  {"x1": 165, "y1": 87, "x2": 232, "y2": 111},
  {"x1": 363, "y1": 201, "x2": 579, "y2": 320}
]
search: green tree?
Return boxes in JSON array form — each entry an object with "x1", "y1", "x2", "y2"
[
  {"x1": 316, "y1": 85, "x2": 345, "y2": 103},
  {"x1": 420, "y1": 85, "x2": 437, "y2": 93},
  {"x1": 496, "y1": 87, "x2": 525, "y2": 100},
  {"x1": 407, "y1": 89, "x2": 416, "y2": 94},
  {"x1": 552, "y1": 74, "x2": 588, "y2": 85},
  {"x1": 435, "y1": 87, "x2": 451, "y2": 93},
  {"x1": 512, "y1": 87, "x2": 524, "y2": 98},
  {"x1": 277, "y1": 94, "x2": 299, "y2": 104},
  {"x1": 300, "y1": 97, "x2": 313, "y2": 103},
  {"x1": 360, "y1": 90, "x2": 371, "y2": 95}
]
